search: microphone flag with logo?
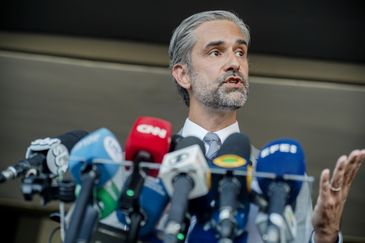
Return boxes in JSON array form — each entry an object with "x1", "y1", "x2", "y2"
[
  {"x1": 159, "y1": 136, "x2": 210, "y2": 243},
  {"x1": 65, "y1": 127, "x2": 122, "y2": 243},
  {"x1": 255, "y1": 138, "x2": 306, "y2": 243},
  {"x1": 119, "y1": 116, "x2": 172, "y2": 242}
]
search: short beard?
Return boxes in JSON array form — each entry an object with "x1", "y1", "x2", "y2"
[
  {"x1": 215, "y1": 82, "x2": 249, "y2": 111},
  {"x1": 190, "y1": 70, "x2": 249, "y2": 111}
]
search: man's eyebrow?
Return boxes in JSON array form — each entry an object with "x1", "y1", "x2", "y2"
[
  {"x1": 237, "y1": 39, "x2": 248, "y2": 46},
  {"x1": 204, "y1": 40, "x2": 224, "y2": 49},
  {"x1": 204, "y1": 39, "x2": 248, "y2": 49}
]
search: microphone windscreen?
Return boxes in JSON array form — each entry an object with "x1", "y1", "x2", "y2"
[
  {"x1": 169, "y1": 134, "x2": 183, "y2": 152},
  {"x1": 125, "y1": 116, "x2": 172, "y2": 162},
  {"x1": 212, "y1": 132, "x2": 252, "y2": 192},
  {"x1": 256, "y1": 138, "x2": 306, "y2": 203},
  {"x1": 216, "y1": 132, "x2": 251, "y2": 162},
  {"x1": 57, "y1": 130, "x2": 89, "y2": 150},
  {"x1": 175, "y1": 136, "x2": 205, "y2": 154},
  {"x1": 68, "y1": 127, "x2": 123, "y2": 187},
  {"x1": 43, "y1": 130, "x2": 89, "y2": 175}
]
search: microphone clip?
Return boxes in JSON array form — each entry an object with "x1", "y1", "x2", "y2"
[{"x1": 21, "y1": 174, "x2": 76, "y2": 205}]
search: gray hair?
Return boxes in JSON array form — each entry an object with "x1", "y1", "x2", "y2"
[{"x1": 168, "y1": 10, "x2": 250, "y2": 106}]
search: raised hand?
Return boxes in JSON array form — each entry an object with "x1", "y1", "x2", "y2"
[{"x1": 312, "y1": 149, "x2": 365, "y2": 243}]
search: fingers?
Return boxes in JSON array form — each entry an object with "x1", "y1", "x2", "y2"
[
  {"x1": 329, "y1": 155, "x2": 347, "y2": 191},
  {"x1": 319, "y1": 168, "x2": 330, "y2": 197},
  {"x1": 342, "y1": 149, "x2": 365, "y2": 186}
]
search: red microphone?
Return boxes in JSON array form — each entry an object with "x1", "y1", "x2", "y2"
[
  {"x1": 125, "y1": 116, "x2": 172, "y2": 169},
  {"x1": 119, "y1": 116, "x2": 172, "y2": 242}
]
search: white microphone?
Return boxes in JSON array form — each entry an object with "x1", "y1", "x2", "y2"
[{"x1": 159, "y1": 136, "x2": 210, "y2": 243}]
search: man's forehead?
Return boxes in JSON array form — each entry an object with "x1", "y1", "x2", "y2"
[{"x1": 193, "y1": 20, "x2": 248, "y2": 45}]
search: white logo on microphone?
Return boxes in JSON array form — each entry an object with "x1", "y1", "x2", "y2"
[
  {"x1": 260, "y1": 143, "x2": 297, "y2": 158},
  {"x1": 47, "y1": 144, "x2": 69, "y2": 175},
  {"x1": 136, "y1": 124, "x2": 167, "y2": 139},
  {"x1": 104, "y1": 136, "x2": 123, "y2": 162}
]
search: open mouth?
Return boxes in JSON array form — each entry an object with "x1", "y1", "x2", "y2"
[{"x1": 224, "y1": 76, "x2": 243, "y2": 84}]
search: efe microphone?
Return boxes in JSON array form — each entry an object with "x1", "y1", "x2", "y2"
[{"x1": 256, "y1": 138, "x2": 306, "y2": 243}]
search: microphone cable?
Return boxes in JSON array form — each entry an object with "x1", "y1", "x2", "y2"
[{"x1": 47, "y1": 226, "x2": 60, "y2": 243}]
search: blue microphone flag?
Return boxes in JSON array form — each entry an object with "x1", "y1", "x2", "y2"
[
  {"x1": 256, "y1": 138, "x2": 306, "y2": 204},
  {"x1": 68, "y1": 127, "x2": 122, "y2": 187}
]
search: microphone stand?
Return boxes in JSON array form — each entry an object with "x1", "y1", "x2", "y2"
[
  {"x1": 217, "y1": 173, "x2": 240, "y2": 243},
  {"x1": 77, "y1": 206, "x2": 99, "y2": 242},
  {"x1": 262, "y1": 181, "x2": 290, "y2": 243},
  {"x1": 164, "y1": 174, "x2": 194, "y2": 243},
  {"x1": 119, "y1": 151, "x2": 150, "y2": 243},
  {"x1": 64, "y1": 164, "x2": 99, "y2": 243}
]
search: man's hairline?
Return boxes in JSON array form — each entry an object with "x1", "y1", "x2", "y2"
[{"x1": 172, "y1": 19, "x2": 249, "y2": 69}]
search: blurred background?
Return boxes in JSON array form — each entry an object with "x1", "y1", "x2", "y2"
[{"x1": 0, "y1": 1, "x2": 364, "y2": 242}]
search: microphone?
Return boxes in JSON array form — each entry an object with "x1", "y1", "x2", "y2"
[
  {"x1": 255, "y1": 138, "x2": 306, "y2": 243},
  {"x1": 116, "y1": 175, "x2": 170, "y2": 237},
  {"x1": 169, "y1": 134, "x2": 184, "y2": 152},
  {"x1": 65, "y1": 127, "x2": 122, "y2": 243},
  {"x1": 211, "y1": 132, "x2": 252, "y2": 242},
  {"x1": 119, "y1": 116, "x2": 172, "y2": 242},
  {"x1": 123, "y1": 116, "x2": 172, "y2": 175},
  {"x1": 159, "y1": 136, "x2": 210, "y2": 243},
  {"x1": 0, "y1": 130, "x2": 88, "y2": 183}
]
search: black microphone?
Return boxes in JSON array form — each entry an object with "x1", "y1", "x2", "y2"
[
  {"x1": 212, "y1": 132, "x2": 252, "y2": 242},
  {"x1": 0, "y1": 130, "x2": 88, "y2": 183},
  {"x1": 169, "y1": 134, "x2": 184, "y2": 152},
  {"x1": 187, "y1": 133, "x2": 252, "y2": 242}
]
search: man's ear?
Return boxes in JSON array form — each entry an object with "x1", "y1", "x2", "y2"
[{"x1": 172, "y1": 64, "x2": 191, "y2": 89}]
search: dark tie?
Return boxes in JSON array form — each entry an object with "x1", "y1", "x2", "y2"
[{"x1": 203, "y1": 132, "x2": 222, "y2": 160}]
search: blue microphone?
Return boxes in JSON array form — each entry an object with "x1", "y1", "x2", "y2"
[
  {"x1": 256, "y1": 138, "x2": 306, "y2": 243},
  {"x1": 68, "y1": 128, "x2": 122, "y2": 187},
  {"x1": 65, "y1": 127, "x2": 123, "y2": 243},
  {"x1": 116, "y1": 175, "x2": 169, "y2": 238}
]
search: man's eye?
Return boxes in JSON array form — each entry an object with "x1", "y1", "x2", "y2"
[
  {"x1": 235, "y1": 50, "x2": 245, "y2": 57},
  {"x1": 209, "y1": 50, "x2": 220, "y2": 57}
]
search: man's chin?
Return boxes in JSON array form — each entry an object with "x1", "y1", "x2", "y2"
[
  {"x1": 201, "y1": 91, "x2": 248, "y2": 111},
  {"x1": 215, "y1": 102, "x2": 244, "y2": 111},
  {"x1": 220, "y1": 93, "x2": 248, "y2": 109}
]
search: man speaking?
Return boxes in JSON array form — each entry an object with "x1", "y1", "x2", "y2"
[{"x1": 168, "y1": 10, "x2": 365, "y2": 243}]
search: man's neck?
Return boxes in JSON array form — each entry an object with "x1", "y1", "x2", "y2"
[{"x1": 188, "y1": 103, "x2": 237, "y2": 132}]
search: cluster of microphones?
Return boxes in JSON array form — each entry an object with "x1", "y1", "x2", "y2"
[{"x1": 0, "y1": 116, "x2": 313, "y2": 243}]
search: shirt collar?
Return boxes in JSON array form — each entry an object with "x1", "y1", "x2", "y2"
[{"x1": 180, "y1": 118, "x2": 240, "y2": 143}]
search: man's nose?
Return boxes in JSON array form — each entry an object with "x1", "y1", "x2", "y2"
[{"x1": 223, "y1": 52, "x2": 240, "y2": 72}]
